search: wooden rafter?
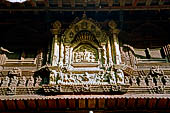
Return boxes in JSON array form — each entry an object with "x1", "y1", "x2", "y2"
[
  {"x1": 30, "y1": 0, "x2": 37, "y2": 7},
  {"x1": 58, "y1": 0, "x2": 62, "y2": 8},
  {"x1": 95, "y1": 0, "x2": 100, "y2": 7},
  {"x1": 0, "y1": 5, "x2": 170, "y2": 12},
  {"x1": 83, "y1": 0, "x2": 87, "y2": 7},
  {"x1": 1, "y1": 0, "x2": 5, "y2": 3},
  {"x1": 120, "y1": 0, "x2": 126, "y2": 7},
  {"x1": 108, "y1": 0, "x2": 113, "y2": 7},
  {"x1": 159, "y1": 0, "x2": 164, "y2": 5},
  {"x1": 132, "y1": 0, "x2": 138, "y2": 7},
  {"x1": 44, "y1": 0, "x2": 49, "y2": 7},
  {"x1": 146, "y1": 0, "x2": 152, "y2": 6},
  {"x1": 71, "y1": 0, "x2": 75, "y2": 8},
  {"x1": 1, "y1": 0, "x2": 11, "y2": 7}
]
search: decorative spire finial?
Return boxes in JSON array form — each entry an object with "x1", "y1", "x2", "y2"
[
  {"x1": 82, "y1": 12, "x2": 87, "y2": 19},
  {"x1": 0, "y1": 47, "x2": 13, "y2": 53},
  {"x1": 108, "y1": 20, "x2": 117, "y2": 29}
]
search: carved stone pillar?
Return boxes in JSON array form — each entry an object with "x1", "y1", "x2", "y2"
[
  {"x1": 52, "y1": 35, "x2": 60, "y2": 66},
  {"x1": 60, "y1": 40, "x2": 64, "y2": 66},
  {"x1": 65, "y1": 46, "x2": 70, "y2": 65},
  {"x1": 108, "y1": 40, "x2": 113, "y2": 66},
  {"x1": 69, "y1": 47, "x2": 73, "y2": 65},
  {"x1": 36, "y1": 49, "x2": 43, "y2": 69},
  {"x1": 101, "y1": 43, "x2": 107, "y2": 66},
  {"x1": 113, "y1": 29, "x2": 122, "y2": 64},
  {"x1": 108, "y1": 20, "x2": 124, "y2": 85},
  {"x1": 98, "y1": 48, "x2": 102, "y2": 67},
  {"x1": 51, "y1": 21, "x2": 61, "y2": 66}
]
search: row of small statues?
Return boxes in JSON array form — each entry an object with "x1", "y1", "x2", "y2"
[
  {"x1": 125, "y1": 75, "x2": 169, "y2": 86},
  {"x1": 73, "y1": 49, "x2": 96, "y2": 63},
  {"x1": 50, "y1": 71, "x2": 116, "y2": 84},
  {"x1": 0, "y1": 76, "x2": 42, "y2": 87}
]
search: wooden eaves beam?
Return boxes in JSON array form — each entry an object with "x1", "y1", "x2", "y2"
[
  {"x1": 30, "y1": 0, "x2": 37, "y2": 7},
  {"x1": 2, "y1": 0, "x2": 11, "y2": 7},
  {"x1": 159, "y1": 0, "x2": 164, "y2": 5},
  {"x1": 146, "y1": 0, "x2": 152, "y2": 6},
  {"x1": 44, "y1": 0, "x2": 49, "y2": 7},
  {"x1": 132, "y1": 0, "x2": 138, "y2": 7},
  {"x1": 83, "y1": 0, "x2": 87, "y2": 7},
  {"x1": 71, "y1": 0, "x2": 75, "y2": 8},
  {"x1": 1, "y1": 5, "x2": 170, "y2": 11},
  {"x1": 95, "y1": 0, "x2": 100, "y2": 7},
  {"x1": 120, "y1": 0, "x2": 126, "y2": 7},
  {"x1": 108, "y1": 0, "x2": 113, "y2": 7},
  {"x1": 58, "y1": 0, "x2": 62, "y2": 8}
]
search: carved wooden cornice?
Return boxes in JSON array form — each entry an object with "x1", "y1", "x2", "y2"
[
  {"x1": 64, "y1": 14, "x2": 108, "y2": 45},
  {"x1": 1, "y1": 0, "x2": 170, "y2": 12}
]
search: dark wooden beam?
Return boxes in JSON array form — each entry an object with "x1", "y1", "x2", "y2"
[
  {"x1": 30, "y1": 0, "x2": 37, "y2": 7},
  {"x1": 132, "y1": 0, "x2": 138, "y2": 7},
  {"x1": 44, "y1": 0, "x2": 49, "y2": 7},
  {"x1": 108, "y1": 0, "x2": 113, "y2": 7},
  {"x1": 120, "y1": 0, "x2": 126, "y2": 7},
  {"x1": 1, "y1": 0, "x2": 6, "y2": 3},
  {"x1": 0, "y1": 5, "x2": 170, "y2": 11},
  {"x1": 71, "y1": 0, "x2": 75, "y2": 8},
  {"x1": 2, "y1": 0, "x2": 11, "y2": 7},
  {"x1": 95, "y1": 0, "x2": 100, "y2": 7},
  {"x1": 58, "y1": 0, "x2": 62, "y2": 8},
  {"x1": 146, "y1": 0, "x2": 152, "y2": 6},
  {"x1": 83, "y1": 0, "x2": 87, "y2": 7},
  {"x1": 19, "y1": 3, "x2": 25, "y2": 8},
  {"x1": 159, "y1": 0, "x2": 164, "y2": 5}
]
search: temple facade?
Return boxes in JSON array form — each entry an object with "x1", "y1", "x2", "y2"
[
  {"x1": 1, "y1": 0, "x2": 170, "y2": 112},
  {"x1": 49, "y1": 15, "x2": 125, "y2": 87}
]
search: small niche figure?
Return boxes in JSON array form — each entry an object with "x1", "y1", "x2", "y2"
[
  {"x1": 150, "y1": 66, "x2": 164, "y2": 77},
  {"x1": 35, "y1": 76, "x2": 42, "y2": 87},
  {"x1": 27, "y1": 76, "x2": 34, "y2": 87},
  {"x1": 18, "y1": 76, "x2": 27, "y2": 87},
  {"x1": 1, "y1": 76, "x2": 10, "y2": 87}
]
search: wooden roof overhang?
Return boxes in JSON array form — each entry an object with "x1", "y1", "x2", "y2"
[
  {"x1": 0, "y1": 0, "x2": 170, "y2": 12},
  {"x1": 0, "y1": 94, "x2": 170, "y2": 112}
]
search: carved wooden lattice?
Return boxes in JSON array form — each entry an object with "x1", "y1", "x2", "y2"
[
  {"x1": 121, "y1": 45, "x2": 137, "y2": 68},
  {"x1": 0, "y1": 54, "x2": 7, "y2": 66},
  {"x1": 36, "y1": 49, "x2": 43, "y2": 69},
  {"x1": 163, "y1": 44, "x2": 170, "y2": 62},
  {"x1": 0, "y1": 54, "x2": 7, "y2": 73}
]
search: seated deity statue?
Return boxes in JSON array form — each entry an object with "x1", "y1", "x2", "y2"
[
  {"x1": 89, "y1": 52, "x2": 95, "y2": 62},
  {"x1": 81, "y1": 72, "x2": 90, "y2": 81},
  {"x1": 74, "y1": 52, "x2": 80, "y2": 62},
  {"x1": 10, "y1": 76, "x2": 18, "y2": 87},
  {"x1": 1, "y1": 76, "x2": 10, "y2": 87},
  {"x1": 63, "y1": 74, "x2": 69, "y2": 83},
  {"x1": 125, "y1": 76, "x2": 130, "y2": 85},
  {"x1": 67, "y1": 74, "x2": 75, "y2": 83},
  {"x1": 74, "y1": 75, "x2": 82, "y2": 83},
  {"x1": 116, "y1": 69, "x2": 124, "y2": 84},
  {"x1": 93, "y1": 74, "x2": 99, "y2": 83},
  {"x1": 150, "y1": 66, "x2": 164, "y2": 77},
  {"x1": 49, "y1": 70, "x2": 58, "y2": 85},
  {"x1": 62, "y1": 74, "x2": 75, "y2": 83},
  {"x1": 53, "y1": 55, "x2": 58, "y2": 65},
  {"x1": 82, "y1": 49, "x2": 87, "y2": 61},
  {"x1": 35, "y1": 76, "x2": 42, "y2": 87},
  {"x1": 18, "y1": 76, "x2": 26, "y2": 87},
  {"x1": 109, "y1": 72, "x2": 116, "y2": 84},
  {"x1": 9, "y1": 67, "x2": 22, "y2": 76},
  {"x1": 27, "y1": 76, "x2": 34, "y2": 87},
  {"x1": 57, "y1": 72, "x2": 64, "y2": 84}
]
